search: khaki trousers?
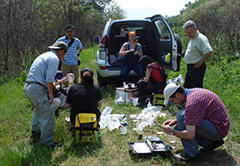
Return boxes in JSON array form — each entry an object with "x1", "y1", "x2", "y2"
[{"x1": 61, "y1": 63, "x2": 79, "y2": 83}]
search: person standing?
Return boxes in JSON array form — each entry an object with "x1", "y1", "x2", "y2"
[
  {"x1": 119, "y1": 31, "x2": 143, "y2": 84},
  {"x1": 183, "y1": 20, "x2": 212, "y2": 88},
  {"x1": 24, "y1": 41, "x2": 68, "y2": 149},
  {"x1": 162, "y1": 83, "x2": 230, "y2": 161},
  {"x1": 57, "y1": 24, "x2": 82, "y2": 84}
]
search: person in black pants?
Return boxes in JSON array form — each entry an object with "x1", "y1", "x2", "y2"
[
  {"x1": 183, "y1": 20, "x2": 212, "y2": 88},
  {"x1": 119, "y1": 31, "x2": 143, "y2": 84},
  {"x1": 137, "y1": 56, "x2": 166, "y2": 108},
  {"x1": 65, "y1": 68, "x2": 103, "y2": 127}
]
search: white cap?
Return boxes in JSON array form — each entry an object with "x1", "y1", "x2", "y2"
[{"x1": 163, "y1": 83, "x2": 180, "y2": 105}]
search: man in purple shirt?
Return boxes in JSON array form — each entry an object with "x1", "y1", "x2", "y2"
[{"x1": 162, "y1": 83, "x2": 230, "y2": 161}]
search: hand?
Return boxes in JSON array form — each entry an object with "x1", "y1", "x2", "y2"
[
  {"x1": 62, "y1": 76, "x2": 69, "y2": 83},
  {"x1": 162, "y1": 125, "x2": 172, "y2": 135},
  {"x1": 53, "y1": 82, "x2": 59, "y2": 87},
  {"x1": 194, "y1": 62, "x2": 202, "y2": 69},
  {"x1": 129, "y1": 49, "x2": 134, "y2": 52},
  {"x1": 134, "y1": 51, "x2": 140, "y2": 55},
  {"x1": 49, "y1": 93, "x2": 53, "y2": 104},
  {"x1": 163, "y1": 119, "x2": 176, "y2": 126}
]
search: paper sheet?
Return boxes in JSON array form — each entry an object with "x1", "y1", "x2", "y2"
[{"x1": 132, "y1": 142, "x2": 151, "y2": 153}]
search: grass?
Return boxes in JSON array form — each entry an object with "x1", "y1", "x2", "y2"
[{"x1": 0, "y1": 46, "x2": 239, "y2": 166}]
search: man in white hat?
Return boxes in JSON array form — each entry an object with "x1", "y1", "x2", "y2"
[
  {"x1": 162, "y1": 83, "x2": 230, "y2": 161},
  {"x1": 24, "y1": 41, "x2": 68, "y2": 149}
]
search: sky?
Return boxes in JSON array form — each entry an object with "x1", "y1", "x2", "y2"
[{"x1": 114, "y1": 0, "x2": 196, "y2": 19}]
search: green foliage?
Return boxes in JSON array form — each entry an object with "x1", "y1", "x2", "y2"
[
  {"x1": 0, "y1": 0, "x2": 125, "y2": 77},
  {"x1": 168, "y1": 0, "x2": 240, "y2": 62}
]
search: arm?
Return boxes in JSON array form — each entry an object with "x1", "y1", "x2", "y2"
[
  {"x1": 134, "y1": 48, "x2": 143, "y2": 57},
  {"x1": 47, "y1": 82, "x2": 54, "y2": 104},
  {"x1": 143, "y1": 68, "x2": 152, "y2": 83},
  {"x1": 54, "y1": 76, "x2": 69, "y2": 86},
  {"x1": 97, "y1": 100, "x2": 102, "y2": 108},
  {"x1": 162, "y1": 124, "x2": 196, "y2": 140},
  {"x1": 194, "y1": 51, "x2": 212, "y2": 68},
  {"x1": 119, "y1": 45, "x2": 134, "y2": 56}
]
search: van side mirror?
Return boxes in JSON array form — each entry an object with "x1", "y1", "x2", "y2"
[{"x1": 93, "y1": 36, "x2": 100, "y2": 44}]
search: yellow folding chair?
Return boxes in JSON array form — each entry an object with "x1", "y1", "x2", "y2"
[{"x1": 152, "y1": 93, "x2": 165, "y2": 106}]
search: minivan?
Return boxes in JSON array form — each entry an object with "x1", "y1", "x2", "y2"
[{"x1": 95, "y1": 14, "x2": 182, "y2": 86}]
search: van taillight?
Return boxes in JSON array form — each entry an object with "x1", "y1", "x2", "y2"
[
  {"x1": 100, "y1": 66, "x2": 107, "y2": 70},
  {"x1": 100, "y1": 35, "x2": 107, "y2": 44}
]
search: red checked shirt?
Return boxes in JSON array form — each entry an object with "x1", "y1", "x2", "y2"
[{"x1": 184, "y1": 88, "x2": 230, "y2": 137}]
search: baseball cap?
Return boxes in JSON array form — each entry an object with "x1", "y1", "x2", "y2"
[
  {"x1": 48, "y1": 41, "x2": 68, "y2": 51},
  {"x1": 163, "y1": 83, "x2": 180, "y2": 105},
  {"x1": 128, "y1": 31, "x2": 136, "y2": 36}
]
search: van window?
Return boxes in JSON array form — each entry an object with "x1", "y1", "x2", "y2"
[{"x1": 154, "y1": 19, "x2": 171, "y2": 40}]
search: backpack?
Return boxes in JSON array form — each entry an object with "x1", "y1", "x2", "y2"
[{"x1": 148, "y1": 63, "x2": 167, "y2": 83}]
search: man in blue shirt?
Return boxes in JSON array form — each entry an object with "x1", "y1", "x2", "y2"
[
  {"x1": 57, "y1": 24, "x2": 82, "y2": 84},
  {"x1": 24, "y1": 41, "x2": 68, "y2": 149}
]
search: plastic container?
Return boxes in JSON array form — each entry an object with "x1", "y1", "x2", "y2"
[{"x1": 120, "y1": 122, "x2": 128, "y2": 135}]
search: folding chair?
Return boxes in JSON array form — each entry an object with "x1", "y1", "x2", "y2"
[{"x1": 152, "y1": 93, "x2": 165, "y2": 106}]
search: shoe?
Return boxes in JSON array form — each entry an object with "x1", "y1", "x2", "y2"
[
  {"x1": 201, "y1": 139, "x2": 224, "y2": 152},
  {"x1": 30, "y1": 130, "x2": 41, "y2": 141},
  {"x1": 48, "y1": 141, "x2": 62, "y2": 150},
  {"x1": 174, "y1": 151, "x2": 199, "y2": 161}
]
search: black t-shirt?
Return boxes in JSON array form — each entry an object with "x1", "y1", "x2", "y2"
[{"x1": 66, "y1": 83, "x2": 103, "y2": 124}]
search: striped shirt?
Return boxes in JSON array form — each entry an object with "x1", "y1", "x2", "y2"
[
  {"x1": 184, "y1": 88, "x2": 230, "y2": 136},
  {"x1": 57, "y1": 36, "x2": 82, "y2": 65}
]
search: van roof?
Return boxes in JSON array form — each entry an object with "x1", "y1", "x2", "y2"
[{"x1": 109, "y1": 18, "x2": 151, "y2": 23}]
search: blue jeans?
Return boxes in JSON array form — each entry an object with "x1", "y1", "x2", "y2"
[
  {"x1": 120, "y1": 62, "x2": 142, "y2": 83},
  {"x1": 24, "y1": 83, "x2": 55, "y2": 145},
  {"x1": 174, "y1": 110, "x2": 224, "y2": 157}
]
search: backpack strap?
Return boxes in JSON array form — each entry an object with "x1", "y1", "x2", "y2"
[
  {"x1": 68, "y1": 37, "x2": 75, "y2": 48},
  {"x1": 148, "y1": 63, "x2": 166, "y2": 82}
]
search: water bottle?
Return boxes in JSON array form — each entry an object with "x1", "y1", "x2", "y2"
[{"x1": 120, "y1": 122, "x2": 128, "y2": 135}]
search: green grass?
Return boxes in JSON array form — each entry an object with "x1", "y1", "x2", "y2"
[{"x1": 0, "y1": 47, "x2": 239, "y2": 166}]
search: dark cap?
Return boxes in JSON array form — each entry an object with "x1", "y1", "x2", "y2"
[
  {"x1": 64, "y1": 24, "x2": 74, "y2": 30},
  {"x1": 48, "y1": 41, "x2": 68, "y2": 51},
  {"x1": 80, "y1": 67, "x2": 94, "y2": 77}
]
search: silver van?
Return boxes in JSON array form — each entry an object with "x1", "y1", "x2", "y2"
[{"x1": 95, "y1": 14, "x2": 182, "y2": 86}]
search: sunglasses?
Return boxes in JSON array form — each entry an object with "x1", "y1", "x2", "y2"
[{"x1": 66, "y1": 31, "x2": 74, "y2": 33}]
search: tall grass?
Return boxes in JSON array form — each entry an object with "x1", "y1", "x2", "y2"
[{"x1": 0, "y1": 47, "x2": 239, "y2": 166}]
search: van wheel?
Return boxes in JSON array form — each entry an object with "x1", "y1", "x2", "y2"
[
  {"x1": 174, "y1": 34, "x2": 182, "y2": 56},
  {"x1": 97, "y1": 72, "x2": 106, "y2": 87}
]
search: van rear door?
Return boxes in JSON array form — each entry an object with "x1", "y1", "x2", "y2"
[{"x1": 148, "y1": 14, "x2": 179, "y2": 71}]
